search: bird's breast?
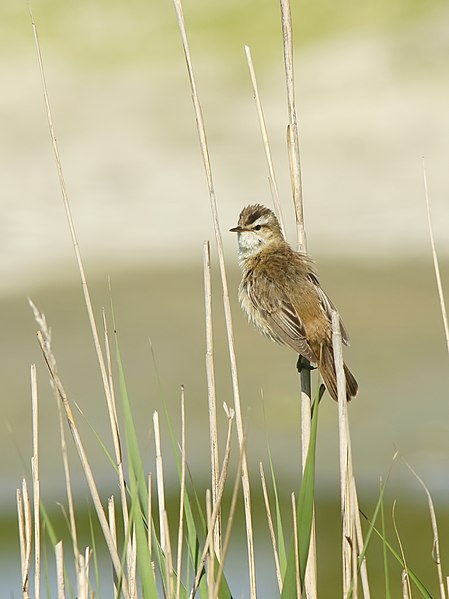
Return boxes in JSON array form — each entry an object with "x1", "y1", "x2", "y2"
[{"x1": 238, "y1": 278, "x2": 283, "y2": 343}]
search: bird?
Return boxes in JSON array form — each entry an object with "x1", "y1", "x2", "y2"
[{"x1": 230, "y1": 204, "x2": 358, "y2": 402}]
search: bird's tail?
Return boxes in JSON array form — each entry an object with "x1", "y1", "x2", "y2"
[{"x1": 319, "y1": 344, "x2": 358, "y2": 402}]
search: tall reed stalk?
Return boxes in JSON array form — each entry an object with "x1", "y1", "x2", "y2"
[{"x1": 171, "y1": 1, "x2": 257, "y2": 596}]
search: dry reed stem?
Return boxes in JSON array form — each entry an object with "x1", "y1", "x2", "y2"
[
  {"x1": 279, "y1": 0, "x2": 305, "y2": 252},
  {"x1": 148, "y1": 473, "x2": 153, "y2": 559},
  {"x1": 17, "y1": 482, "x2": 31, "y2": 599},
  {"x1": 129, "y1": 527, "x2": 137, "y2": 599},
  {"x1": 108, "y1": 496, "x2": 118, "y2": 599},
  {"x1": 78, "y1": 549, "x2": 91, "y2": 599},
  {"x1": 31, "y1": 364, "x2": 40, "y2": 599},
  {"x1": 392, "y1": 501, "x2": 412, "y2": 599},
  {"x1": 259, "y1": 462, "x2": 282, "y2": 592},
  {"x1": 351, "y1": 476, "x2": 371, "y2": 599},
  {"x1": 16, "y1": 489, "x2": 25, "y2": 592},
  {"x1": 213, "y1": 431, "x2": 246, "y2": 599},
  {"x1": 279, "y1": 1, "x2": 317, "y2": 594},
  {"x1": 423, "y1": 159, "x2": 449, "y2": 358},
  {"x1": 77, "y1": 553, "x2": 84, "y2": 599},
  {"x1": 332, "y1": 311, "x2": 357, "y2": 597},
  {"x1": 29, "y1": 299, "x2": 81, "y2": 568},
  {"x1": 30, "y1": 12, "x2": 135, "y2": 595},
  {"x1": 403, "y1": 459, "x2": 446, "y2": 599},
  {"x1": 23, "y1": 479, "x2": 32, "y2": 594},
  {"x1": 291, "y1": 491, "x2": 302, "y2": 599},
  {"x1": 153, "y1": 411, "x2": 167, "y2": 553},
  {"x1": 30, "y1": 5, "x2": 118, "y2": 444},
  {"x1": 55, "y1": 541, "x2": 65, "y2": 599},
  {"x1": 102, "y1": 308, "x2": 135, "y2": 590},
  {"x1": 102, "y1": 308, "x2": 131, "y2": 553},
  {"x1": 244, "y1": 45, "x2": 285, "y2": 235},
  {"x1": 85, "y1": 548, "x2": 92, "y2": 597},
  {"x1": 203, "y1": 241, "x2": 222, "y2": 559},
  {"x1": 162, "y1": 511, "x2": 174, "y2": 599},
  {"x1": 30, "y1": 3, "x2": 115, "y2": 415},
  {"x1": 176, "y1": 387, "x2": 186, "y2": 599},
  {"x1": 33, "y1": 322, "x2": 130, "y2": 599},
  {"x1": 108, "y1": 495, "x2": 117, "y2": 547},
  {"x1": 219, "y1": 403, "x2": 235, "y2": 491},
  {"x1": 190, "y1": 405, "x2": 235, "y2": 599},
  {"x1": 171, "y1": 1, "x2": 256, "y2": 595},
  {"x1": 206, "y1": 489, "x2": 215, "y2": 598},
  {"x1": 57, "y1": 396, "x2": 80, "y2": 560},
  {"x1": 402, "y1": 571, "x2": 410, "y2": 599}
]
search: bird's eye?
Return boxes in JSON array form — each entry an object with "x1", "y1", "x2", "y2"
[{"x1": 254, "y1": 224, "x2": 262, "y2": 231}]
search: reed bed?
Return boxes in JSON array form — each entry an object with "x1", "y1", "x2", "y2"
[{"x1": 15, "y1": 1, "x2": 448, "y2": 598}]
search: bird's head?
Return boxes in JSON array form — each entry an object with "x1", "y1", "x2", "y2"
[{"x1": 230, "y1": 204, "x2": 284, "y2": 260}]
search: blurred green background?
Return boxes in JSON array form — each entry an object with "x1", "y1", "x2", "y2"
[{"x1": 2, "y1": 0, "x2": 449, "y2": 595}]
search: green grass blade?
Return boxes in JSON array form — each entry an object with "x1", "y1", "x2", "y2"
[
  {"x1": 149, "y1": 349, "x2": 231, "y2": 598},
  {"x1": 183, "y1": 481, "x2": 231, "y2": 598},
  {"x1": 297, "y1": 391, "x2": 321, "y2": 583},
  {"x1": 347, "y1": 487, "x2": 386, "y2": 599},
  {"x1": 115, "y1": 340, "x2": 148, "y2": 510},
  {"x1": 261, "y1": 392, "x2": 287, "y2": 577},
  {"x1": 39, "y1": 503, "x2": 58, "y2": 546},
  {"x1": 148, "y1": 343, "x2": 231, "y2": 598},
  {"x1": 360, "y1": 514, "x2": 433, "y2": 598},
  {"x1": 113, "y1": 330, "x2": 159, "y2": 596},
  {"x1": 380, "y1": 480, "x2": 391, "y2": 599},
  {"x1": 129, "y1": 470, "x2": 159, "y2": 598},
  {"x1": 347, "y1": 453, "x2": 398, "y2": 598},
  {"x1": 88, "y1": 508, "x2": 101, "y2": 598},
  {"x1": 111, "y1": 303, "x2": 230, "y2": 597},
  {"x1": 267, "y1": 434, "x2": 287, "y2": 577},
  {"x1": 42, "y1": 524, "x2": 51, "y2": 599},
  {"x1": 40, "y1": 505, "x2": 75, "y2": 599}
]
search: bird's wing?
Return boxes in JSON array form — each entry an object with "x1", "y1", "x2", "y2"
[
  {"x1": 245, "y1": 274, "x2": 316, "y2": 362},
  {"x1": 307, "y1": 272, "x2": 350, "y2": 345}
]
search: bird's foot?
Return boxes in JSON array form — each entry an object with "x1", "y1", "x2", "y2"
[{"x1": 296, "y1": 355, "x2": 316, "y2": 374}]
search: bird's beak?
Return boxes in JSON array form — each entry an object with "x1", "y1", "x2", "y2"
[{"x1": 229, "y1": 225, "x2": 244, "y2": 233}]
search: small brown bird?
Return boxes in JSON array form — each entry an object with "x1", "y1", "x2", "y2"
[{"x1": 230, "y1": 204, "x2": 358, "y2": 401}]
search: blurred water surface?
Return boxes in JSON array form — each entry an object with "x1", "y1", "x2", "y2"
[{"x1": 3, "y1": 260, "x2": 449, "y2": 497}]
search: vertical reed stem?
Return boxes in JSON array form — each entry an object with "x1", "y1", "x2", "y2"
[
  {"x1": 31, "y1": 365, "x2": 40, "y2": 599},
  {"x1": 171, "y1": 2, "x2": 256, "y2": 595},
  {"x1": 203, "y1": 241, "x2": 222, "y2": 559},
  {"x1": 280, "y1": 0, "x2": 316, "y2": 595}
]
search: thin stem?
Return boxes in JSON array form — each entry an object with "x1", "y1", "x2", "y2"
[
  {"x1": 280, "y1": 0, "x2": 305, "y2": 252},
  {"x1": 291, "y1": 492, "x2": 302, "y2": 599},
  {"x1": 244, "y1": 45, "x2": 285, "y2": 235},
  {"x1": 203, "y1": 241, "x2": 222, "y2": 559},
  {"x1": 260, "y1": 462, "x2": 282, "y2": 592},
  {"x1": 34, "y1": 324, "x2": 130, "y2": 599},
  {"x1": 153, "y1": 411, "x2": 167, "y2": 553},
  {"x1": 171, "y1": 1, "x2": 256, "y2": 595},
  {"x1": 31, "y1": 365, "x2": 41, "y2": 599},
  {"x1": 55, "y1": 541, "x2": 65, "y2": 599},
  {"x1": 423, "y1": 158, "x2": 449, "y2": 358},
  {"x1": 279, "y1": 0, "x2": 316, "y2": 595},
  {"x1": 176, "y1": 388, "x2": 186, "y2": 599}
]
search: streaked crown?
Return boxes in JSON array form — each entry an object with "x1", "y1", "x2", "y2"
[
  {"x1": 230, "y1": 204, "x2": 285, "y2": 261},
  {"x1": 236, "y1": 204, "x2": 282, "y2": 233}
]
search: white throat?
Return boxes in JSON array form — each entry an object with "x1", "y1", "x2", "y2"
[{"x1": 236, "y1": 231, "x2": 265, "y2": 265}]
